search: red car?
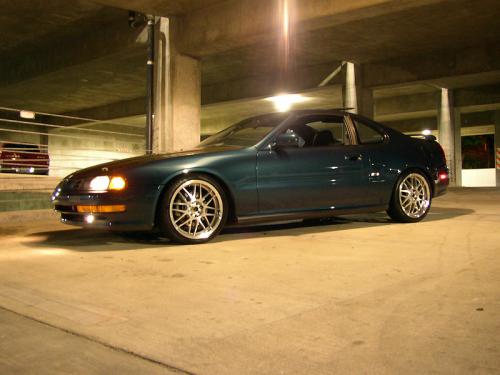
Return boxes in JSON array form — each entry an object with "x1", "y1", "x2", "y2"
[{"x1": 0, "y1": 142, "x2": 50, "y2": 175}]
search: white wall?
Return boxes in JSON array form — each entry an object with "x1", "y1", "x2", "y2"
[
  {"x1": 48, "y1": 127, "x2": 144, "y2": 177},
  {"x1": 462, "y1": 169, "x2": 497, "y2": 187}
]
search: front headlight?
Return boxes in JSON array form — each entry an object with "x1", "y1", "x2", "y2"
[
  {"x1": 90, "y1": 176, "x2": 110, "y2": 191},
  {"x1": 89, "y1": 175, "x2": 127, "y2": 192}
]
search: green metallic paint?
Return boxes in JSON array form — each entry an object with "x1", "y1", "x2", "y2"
[{"x1": 52, "y1": 110, "x2": 448, "y2": 231}]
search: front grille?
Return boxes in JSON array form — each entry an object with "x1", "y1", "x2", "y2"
[
  {"x1": 54, "y1": 205, "x2": 76, "y2": 213},
  {"x1": 61, "y1": 213, "x2": 83, "y2": 222}
]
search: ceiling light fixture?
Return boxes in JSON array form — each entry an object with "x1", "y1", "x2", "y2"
[
  {"x1": 265, "y1": 94, "x2": 308, "y2": 112},
  {"x1": 20, "y1": 110, "x2": 35, "y2": 119}
]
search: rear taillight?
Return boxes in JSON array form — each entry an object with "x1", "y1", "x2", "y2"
[{"x1": 438, "y1": 172, "x2": 448, "y2": 181}]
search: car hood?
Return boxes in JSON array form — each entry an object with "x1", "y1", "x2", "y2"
[{"x1": 66, "y1": 145, "x2": 245, "y2": 179}]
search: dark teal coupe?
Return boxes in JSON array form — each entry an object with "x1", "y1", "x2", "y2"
[{"x1": 52, "y1": 110, "x2": 449, "y2": 244}]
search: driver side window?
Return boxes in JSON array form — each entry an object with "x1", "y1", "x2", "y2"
[{"x1": 282, "y1": 116, "x2": 350, "y2": 148}]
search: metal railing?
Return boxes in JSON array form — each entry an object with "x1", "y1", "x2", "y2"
[{"x1": 0, "y1": 106, "x2": 145, "y2": 211}]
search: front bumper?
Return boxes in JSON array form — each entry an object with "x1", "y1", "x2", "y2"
[{"x1": 52, "y1": 189, "x2": 158, "y2": 231}]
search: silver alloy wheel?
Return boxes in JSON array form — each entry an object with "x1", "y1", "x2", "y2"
[
  {"x1": 398, "y1": 173, "x2": 431, "y2": 219},
  {"x1": 169, "y1": 179, "x2": 224, "y2": 240}
]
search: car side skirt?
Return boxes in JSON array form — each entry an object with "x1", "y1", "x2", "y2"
[{"x1": 235, "y1": 205, "x2": 388, "y2": 225}]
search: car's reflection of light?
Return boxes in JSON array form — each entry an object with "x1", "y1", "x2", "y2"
[
  {"x1": 0, "y1": 247, "x2": 69, "y2": 261},
  {"x1": 34, "y1": 249, "x2": 69, "y2": 256}
]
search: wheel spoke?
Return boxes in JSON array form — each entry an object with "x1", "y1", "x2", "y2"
[
  {"x1": 198, "y1": 218, "x2": 207, "y2": 230},
  {"x1": 174, "y1": 212, "x2": 189, "y2": 224},
  {"x1": 169, "y1": 179, "x2": 224, "y2": 240},
  {"x1": 173, "y1": 201, "x2": 189, "y2": 206},
  {"x1": 179, "y1": 217, "x2": 192, "y2": 228},
  {"x1": 398, "y1": 173, "x2": 430, "y2": 219}
]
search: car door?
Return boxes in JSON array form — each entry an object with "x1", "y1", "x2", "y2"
[
  {"x1": 349, "y1": 115, "x2": 393, "y2": 206},
  {"x1": 256, "y1": 114, "x2": 369, "y2": 215}
]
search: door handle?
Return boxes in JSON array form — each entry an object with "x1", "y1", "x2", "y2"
[{"x1": 345, "y1": 154, "x2": 362, "y2": 161}]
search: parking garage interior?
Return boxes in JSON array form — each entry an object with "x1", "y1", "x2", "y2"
[{"x1": 0, "y1": 0, "x2": 499, "y2": 374}]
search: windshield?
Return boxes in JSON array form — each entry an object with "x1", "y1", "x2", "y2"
[{"x1": 199, "y1": 113, "x2": 288, "y2": 147}]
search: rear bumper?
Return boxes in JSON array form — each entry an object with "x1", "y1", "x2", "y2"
[{"x1": 433, "y1": 167, "x2": 449, "y2": 197}]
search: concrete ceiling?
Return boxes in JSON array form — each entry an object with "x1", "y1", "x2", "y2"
[
  {"x1": 202, "y1": 0, "x2": 500, "y2": 88},
  {"x1": 0, "y1": 1, "x2": 120, "y2": 54},
  {"x1": 93, "y1": 0, "x2": 225, "y2": 15},
  {"x1": 0, "y1": 0, "x2": 499, "y2": 128}
]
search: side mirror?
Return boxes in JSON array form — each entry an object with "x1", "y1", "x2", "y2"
[{"x1": 273, "y1": 132, "x2": 301, "y2": 149}]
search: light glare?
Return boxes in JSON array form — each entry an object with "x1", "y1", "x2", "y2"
[
  {"x1": 265, "y1": 94, "x2": 308, "y2": 112},
  {"x1": 109, "y1": 176, "x2": 126, "y2": 190}
]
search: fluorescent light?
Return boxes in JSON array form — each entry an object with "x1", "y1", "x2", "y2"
[
  {"x1": 265, "y1": 94, "x2": 308, "y2": 112},
  {"x1": 422, "y1": 129, "x2": 432, "y2": 136},
  {"x1": 20, "y1": 110, "x2": 36, "y2": 119}
]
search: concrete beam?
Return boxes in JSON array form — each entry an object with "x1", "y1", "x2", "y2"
[
  {"x1": 56, "y1": 98, "x2": 146, "y2": 126},
  {"x1": 382, "y1": 117, "x2": 437, "y2": 133},
  {"x1": 374, "y1": 84, "x2": 500, "y2": 122},
  {"x1": 455, "y1": 85, "x2": 500, "y2": 114},
  {"x1": 179, "y1": 0, "x2": 448, "y2": 56},
  {"x1": 462, "y1": 111, "x2": 495, "y2": 127},
  {"x1": 202, "y1": 85, "x2": 344, "y2": 135},
  {"x1": 92, "y1": 0, "x2": 222, "y2": 16},
  {"x1": 364, "y1": 44, "x2": 500, "y2": 88},
  {"x1": 202, "y1": 61, "x2": 344, "y2": 105},
  {"x1": 375, "y1": 91, "x2": 439, "y2": 121}
]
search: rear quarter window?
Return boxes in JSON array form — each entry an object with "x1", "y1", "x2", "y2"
[{"x1": 352, "y1": 119, "x2": 385, "y2": 144}]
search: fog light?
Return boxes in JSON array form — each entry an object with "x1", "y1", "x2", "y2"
[{"x1": 77, "y1": 205, "x2": 126, "y2": 213}]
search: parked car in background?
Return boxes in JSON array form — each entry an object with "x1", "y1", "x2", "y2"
[
  {"x1": 0, "y1": 142, "x2": 50, "y2": 175},
  {"x1": 52, "y1": 109, "x2": 449, "y2": 244}
]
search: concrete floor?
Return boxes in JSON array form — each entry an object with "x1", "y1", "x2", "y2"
[{"x1": 0, "y1": 188, "x2": 499, "y2": 374}]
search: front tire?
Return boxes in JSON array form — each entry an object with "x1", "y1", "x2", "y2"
[
  {"x1": 159, "y1": 175, "x2": 228, "y2": 244},
  {"x1": 387, "y1": 171, "x2": 432, "y2": 223}
]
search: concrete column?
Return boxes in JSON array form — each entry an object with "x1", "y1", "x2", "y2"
[
  {"x1": 453, "y1": 108, "x2": 462, "y2": 187},
  {"x1": 495, "y1": 111, "x2": 500, "y2": 187},
  {"x1": 438, "y1": 88, "x2": 459, "y2": 186},
  {"x1": 344, "y1": 62, "x2": 374, "y2": 118},
  {"x1": 153, "y1": 17, "x2": 201, "y2": 154},
  {"x1": 345, "y1": 62, "x2": 357, "y2": 113}
]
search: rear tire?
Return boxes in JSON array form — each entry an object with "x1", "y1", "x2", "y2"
[
  {"x1": 387, "y1": 170, "x2": 432, "y2": 223},
  {"x1": 159, "y1": 174, "x2": 228, "y2": 244}
]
